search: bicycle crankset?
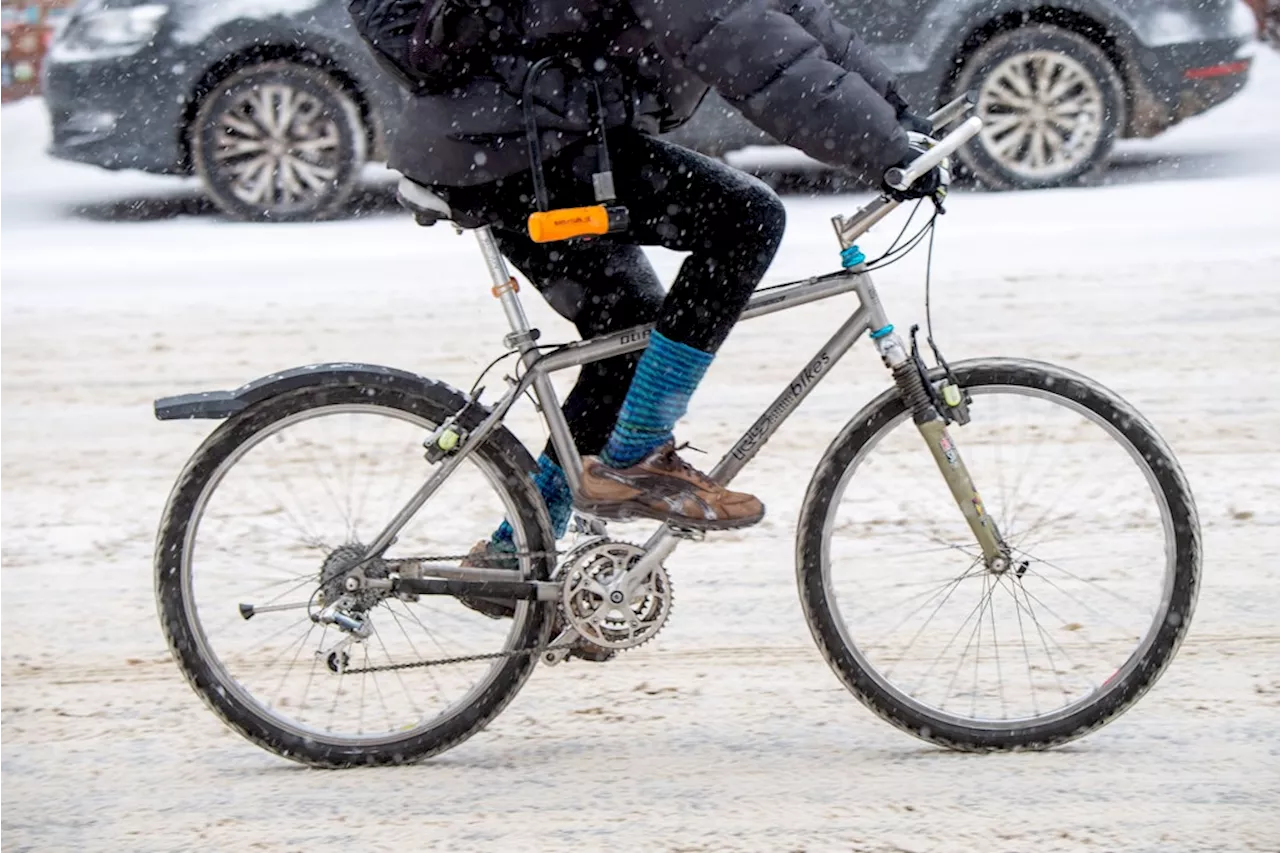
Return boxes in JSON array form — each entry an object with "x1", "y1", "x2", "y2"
[{"x1": 556, "y1": 538, "x2": 672, "y2": 651}]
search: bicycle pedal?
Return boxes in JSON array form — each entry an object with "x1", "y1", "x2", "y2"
[{"x1": 666, "y1": 524, "x2": 706, "y2": 542}]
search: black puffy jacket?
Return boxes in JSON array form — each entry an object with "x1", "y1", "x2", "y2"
[{"x1": 389, "y1": 0, "x2": 910, "y2": 187}]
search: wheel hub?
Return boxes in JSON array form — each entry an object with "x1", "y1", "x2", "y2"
[{"x1": 318, "y1": 543, "x2": 388, "y2": 611}]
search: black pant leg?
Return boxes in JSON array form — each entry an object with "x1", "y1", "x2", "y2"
[
  {"x1": 610, "y1": 135, "x2": 788, "y2": 353},
  {"x1": 431, "y1": 131, "x2": 786, "y2": 462},
  {"x1": 435, "y1": 145, "x2": 664, "y2": 463}
]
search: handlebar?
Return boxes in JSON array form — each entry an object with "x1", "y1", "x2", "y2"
[
  {"x1": 927, "y1": 90, "x2": 978, "y2": 134},
  {"x1": 829, "y1": 92, "x2": 984, "y2": 250},
  {"x1": 884, "y1": 115, "x2": 983, "y2": 191}
]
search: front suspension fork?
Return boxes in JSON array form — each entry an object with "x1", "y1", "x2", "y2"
[{"x1": 875, "y1": 330, "x2": 1011, "y2": 571}]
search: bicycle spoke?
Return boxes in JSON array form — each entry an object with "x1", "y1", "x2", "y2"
[
  {"x1": 1007, "y1": 576, "x2": 1090, "y2": 699},
  {"x1": 384, "y1": 602, "x2": 449, "y2": 699},
  {"x1": 1021, "y1": 566, "x2": 1142, "y2": 640},
  {"x1": 365, "y1": 647, "x2": 399, "y2": 732},
  {"x1": 340, "y1": 416, "x2": 359, "y2": 541},
  {"x1": 936, "y1": 572, "x2": 997, "y2": 713},
  {"x1": 1014, "y1": 572, "x2": 1133, "y2": 686},
  {"x1": 222, "y1": 612, "x2": 316, "y2": 668},
  {"x1": 1016, "y1": 546, "x2": 1153, "y2": 615},
  {"x1": 199, "y1": 576, "x2": 318, "y2": 641},
  {"x1": 300, "y1": 623, "x2": 330, "y2": 715},
  {"x1": 875, "y1": 559, "x2": 984, "y2": 659},
  {"x1": 251, "y1": 457, "x2": 335, "y2": 553},
  {"x1": 357, "y1": 644, "x2": 369, "y2": 734},
  {"x1": 987, "y1": 575, "x2": 1006, "y2": 719},
  {"x1": 1009, "y1": 476, "x2": 1121, "y2": 552},
  {"x1": 384, "y1": 598, "x2": 481, "y2": 659},
  {"x1": 906, "y1": 575, "x2": 996, "y2": 697},
  {"x1": 266, "y1": 619, "x2": 318, "y2": 707},
  {"x1": 300, "y1": 431, "x2": 357, "y2": 540},
  {"x1": 1006, "y1": 573, "x2": 1041, "y2": 717},
  {"x1": 874, "y1": 564, "x2": 983, "y2": 622},
  {"x1": 369, "y1": 617, "x2": 425, "y2": 719},
  {"x1": 326, "y1": 665, "x2": 346, "y2": 731}
]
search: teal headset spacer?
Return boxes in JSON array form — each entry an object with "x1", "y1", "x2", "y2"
[{"x1": 840, "y1": 245, "x2": 867, "y2": 268}]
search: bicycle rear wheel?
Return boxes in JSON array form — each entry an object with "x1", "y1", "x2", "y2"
[
  {"x1": 155, "y1": 381, "x2": 555, "y2": 767},
  {"x1": 797, "y1": 358, "x2": 1200, "y2": 750}
]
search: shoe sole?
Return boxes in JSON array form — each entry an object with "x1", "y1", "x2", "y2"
[
  {"x1": 457, "y1": 596, "x2": 516, "y2": 620},
  {"x1": 574, "y1": 499, "x2": 765, "y2": 531}
]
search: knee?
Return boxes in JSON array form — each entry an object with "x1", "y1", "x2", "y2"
[
  {"x1": 748, "y1": 183, "x2": 787, "y2": 248},
  {"x1": 728, "y1": 180, "x2": 787, "y2": 272}
]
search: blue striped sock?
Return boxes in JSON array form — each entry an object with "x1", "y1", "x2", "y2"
[
  {"x1": 493, "y1": 452, "x2": 573, "y2": 546},
  {"x1": 601, "y1": 332, "x2": 714, "y2": 468}
]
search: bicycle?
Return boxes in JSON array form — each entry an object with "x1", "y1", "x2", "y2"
[{"x1": 153, "y1": 96, "x2": 1201, "y2": 767}]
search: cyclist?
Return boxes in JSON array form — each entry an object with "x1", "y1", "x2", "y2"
[{"x1": 390, "y1": 0, "x2": 941, "y2": 552}]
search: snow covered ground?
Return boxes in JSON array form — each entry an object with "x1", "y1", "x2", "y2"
[{"x1": 3, "y1": 48, "x2": 1280, "y2": 852}]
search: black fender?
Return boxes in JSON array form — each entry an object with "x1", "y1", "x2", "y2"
[{"x1": 154, "y1": 363, "x2": 537, "y2": 474}]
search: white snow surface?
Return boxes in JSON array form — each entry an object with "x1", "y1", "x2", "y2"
[{"x1": 4, "y1": 50, "x2": 1280, "y2": 853}]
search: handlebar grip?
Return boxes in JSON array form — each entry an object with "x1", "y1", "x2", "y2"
[
  {"x1": 528, "y1": 205, "x2": 629, "y2": 243},
  {"x1": 885, "y1": 115, "x2": 983, "y2": 191},
  {"x1": 882, "y1": 166, "x2": 911, "y2": 192}
]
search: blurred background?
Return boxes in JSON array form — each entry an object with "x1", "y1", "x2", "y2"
[
  {"x1": 2, "y1": 0, "x2": 1275, "y2": 219},
  {"x1": 3, "y1": 2, "x2": 1279, "y2": 851}
]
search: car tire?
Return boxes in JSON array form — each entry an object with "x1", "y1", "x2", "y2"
[
  {"x1": 951, "y1": 25, "x2": 1125, "y2": 190},
  {"x1": 192, "y1": 61, "x2": 367, "y2": 222}
]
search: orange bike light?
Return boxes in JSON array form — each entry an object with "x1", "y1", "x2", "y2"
[{"x1": 528, "y1": 205, "x2": 627, "y2": 243}]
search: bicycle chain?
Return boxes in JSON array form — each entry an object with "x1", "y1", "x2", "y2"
[
  {"x1": 342, "y1": 639, "x2": 578, "y2": 674},
  {"x1": 381, "y1": 548, "x2": 563, "y2": 567},
  {"x1": 340, "y1": 547, "x2": 571, "y2": 674}
]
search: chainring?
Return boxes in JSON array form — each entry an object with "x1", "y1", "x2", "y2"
[{"x1": 557, "y1": 539, "x2": 672, "y2": 650}]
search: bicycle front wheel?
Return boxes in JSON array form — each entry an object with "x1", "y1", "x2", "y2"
[
  {"x1": 797, "y1": 358, "x2": 1200, "y2": 750},
  {"x1": 155, "y1": 381, "x2": 555, "y2": 767}
]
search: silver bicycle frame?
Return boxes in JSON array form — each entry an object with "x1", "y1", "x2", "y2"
[{"x1": 365, "y1": 222, "x2": 888, "y2": 562}]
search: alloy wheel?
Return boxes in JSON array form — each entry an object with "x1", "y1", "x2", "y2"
[
  {"x1": 211, "y1": 83, "x2": 343, "y2": 210},
  {"x1": 976, "y1": 50, "x2": 1105, "y2": 182}
]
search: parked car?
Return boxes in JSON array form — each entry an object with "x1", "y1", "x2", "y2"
[{"x1": 42, "y1": 0, "x2": 1257, "y2": 221}]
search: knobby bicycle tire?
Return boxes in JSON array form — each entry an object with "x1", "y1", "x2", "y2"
[
  {"x1": 796, "y1": 357, "x2": 1200, "y2": 750},
  {"x1": 155, "y1": 381, "x2": 555, "y2": 767}
]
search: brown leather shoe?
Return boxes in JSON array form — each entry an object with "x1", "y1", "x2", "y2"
[
  {"x1": 455, "y1": 541, "x2": 517, "y2": 620},
  {"x1": 575, "y1": 442, "x2": 765, "y2": 530}
]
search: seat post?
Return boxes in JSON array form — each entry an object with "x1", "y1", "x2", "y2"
[
  {"x1": 474, "y1": 226, "x2": 536, "y2": 346},
  {"x1": 473, "y1": 224, "x2": 581, "y2": 487}
]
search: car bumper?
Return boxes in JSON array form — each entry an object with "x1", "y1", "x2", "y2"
[
  {"x1": 1125, "y1": 38, "x2": 1253, "y2": 138},
  {"x1": 42, "y1": 52, "x2": 192, "y2": 175}
]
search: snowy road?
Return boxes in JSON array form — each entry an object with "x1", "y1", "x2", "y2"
[{"x1": 4, "y1": 50, "x2": 1280, "y2": 852}]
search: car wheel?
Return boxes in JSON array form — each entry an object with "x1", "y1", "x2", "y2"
[
  {"x1": 951, "y1": 25, "x2": 1125, "y2": 190},
  {"x1": 192, "y1": 61, "x2": 367, "y2": 222}
]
